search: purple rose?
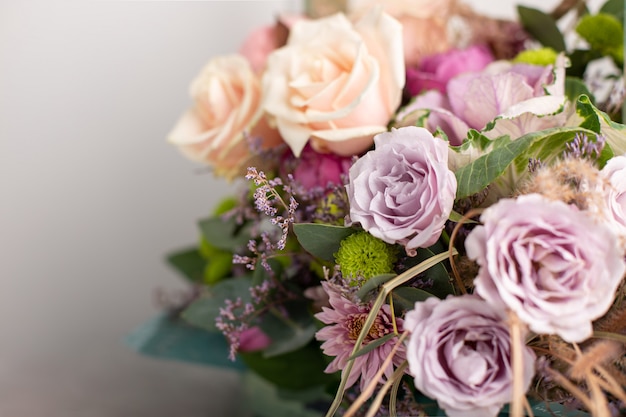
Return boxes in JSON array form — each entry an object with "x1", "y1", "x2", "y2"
[
  {"x1": 466, "y1": 194, "x2": 626, "y2": 343},
  {"x1": 346, "y1": 126, "x2": 456, "y2": 254},
  {"x1": 406, "y1": 44, "x2": 494, "y2": 96},
  {"x1": 405, "y1": 295, "x2": 536, "y2": 417},
  {"x1": 601, "y1": 154, "x2": 626, "y2": 252}
]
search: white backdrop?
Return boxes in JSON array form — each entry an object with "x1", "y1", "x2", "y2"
[{"x1": 1, "y1": 0, "x2": 568, "y2": 416}]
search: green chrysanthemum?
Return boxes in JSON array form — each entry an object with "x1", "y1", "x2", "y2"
[
  {"x1": 576, "y1": 13, "x2": 623, "y2": 64},
  {"x1": 513, "y1": 47, "x2": 558, "y2": 66},
  {"x1": 334, "y1": 231, "x2": 397, "y2": 284}
]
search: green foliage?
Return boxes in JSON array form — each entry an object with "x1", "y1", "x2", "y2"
[
  {"x1": 518, "y1": 6, "x2": 566, "y2": 51},
  {"x1": 600, "y1": 0, "x2": 624, "y2": 22},
  {"x1": 242, "y1": 371, "x2": 327, "y2": 417},
  {"x1": 565, "y1": 76, "x2": 595, "y2": 103},
  {"x1": 199, "y1": 215, "x2": 251, "y2": 252},
  {"x1": 166, "y1": 247, "x2": 206, "y2": 283},
  {"x1": 390, "y1": 287, "x2": 435, "y2": 311},
  {"x1": 260, "y1": 301, "x2": 317, "y2": 357},
  {"x1": 293, "y1": 223, "x2": 357, "y2": 262},
  {"x1": 240, "y1": 341, "x2": 338, "y2": 390},
  {"x1": 576, "y1": 94, "x2": 624, "y2": 160},
  {"x1": 125, "y1": 313, "x2": 246, "y2": 371},
  {"x1": 181, "y1": 276, "x2": 253, "y2": 332}
]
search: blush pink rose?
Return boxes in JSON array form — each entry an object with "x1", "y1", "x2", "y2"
[
  {"x1": 348, "y1": 0, "x2": 453, "y2": 67},
  {"x1": 601, "y1": 154, "x2": 626, "y2": 251},
  {"x1": 406, "y1": 45, "x2": 494, "y2": 96},
  {"x1": 262, "y1": 10, "x2": 405, "y2": 157},
  {"x1": 168, "y1": 55, "x2": 282, "y2": 179}
]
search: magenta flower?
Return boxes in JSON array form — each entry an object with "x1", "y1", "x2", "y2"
[
  {"x1": 406, "y1": 44, "x2": 494, "y2": 96},
  {"x1": 282, "y1": 144, "x2": 352, "y2": 190},
  {"x1": 466, "y1": 194, "x2": 626, "y2": 342},
  {"x1": 405, "y1": 295, "x2": 536, "y2": 417},
  {"x1": 346, "y1": 126, "x2": 456, "y2": 255},
  {"x1": 314, "y1": 281, "x2": 406, "y2": 391},
  {"x1": 397, "y1": 56, "x2": 567, "y2": 145}
]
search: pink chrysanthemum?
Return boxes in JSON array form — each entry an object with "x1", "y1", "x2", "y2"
[{"x1": 314, "y1": 281, "x2": 406, "y2": 391}]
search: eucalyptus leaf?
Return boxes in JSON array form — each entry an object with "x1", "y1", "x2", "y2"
[
  {"x1": 518, "y1": 6, "x2": 566, "y2": 51},
  {"x1": 391, "y1": 287, "x2": 435, "y2": 311},
  {"x1": 406, "y1": 248, "x2": 455, "y2": 299},
  {"x1": 166, "y1": 246, "x2": 206, "y2": 283},
  {"x1": 181, "y1": 276, "x2": 253, "y2": 332},
  {"x1": 260, "y1": 302, "x2": 316, "y2": 357},
  {"x1": 293, "y1": 223, "x2": 357, "y2": 262},
  {"x1": 240, "y1": 342, "x2": 337, "y2": 390},
  {"x1": 126, "y1": 313, "x2": 246, "y2": 371},
  {"x1": 242, "y1": 371, "x2": 325, "y2": 417},
  {"x1": 199, "y1": 216, "x2": 251, "y2": 252}
]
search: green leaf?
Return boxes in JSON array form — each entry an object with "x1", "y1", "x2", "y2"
[
  {"x1": 293, "y1": 223, "x2": 357, "y2": 262},
  {"x1": 576, "y1": 94, "x2": 626, "y2": 157},
  {"x1": 564, "y1": 77, "x2": 595, "y2": 103},
  {"x1": 181, "y1": 276, "x2": 253, "y2": 332},
  {"x1": 198, "y1": 216, "x2": 251, "y2": 252},
  {"x1": 203, "y1": 252, "x2": 233, "y2": 285},
  {"x1": 125, "y1": 313, "x2": 246, "y2": 371},
  {"x1": 242, "y1": 371, "x2": 325, "y2": 417},
  {"x1": 166, "y1": 247, "x2": 206, "y2": 283},
  {"x1": 600, "y1": 0, "x2": 624, "y2": 22},
  {"x1": 252, "y1": 258, "x2": 284, "y2": 286},
  {"x1": 410, "y1": 247, "x2": 455, "y2": 299},
  {"x1": 454, "y1": 134, "x2": 531, "y2": 199},
  {"x1": 518, "y1": 6, "x2": 566, "y2": 51},
  {"x1": 348, "y1": 333, "x2": 397, "y2": 360},
  {"x1": 448, "y1": 210, "x2": 477, "y2": 223},
  {"x1": 240, "y1": 342, "x2": 337, "y2": 390},
  {"x1": 391, "y1": 287, "x2": 435, "y2": 311},
  {"x1": 260, "y1": 302, "x2": 316, "y2": 357},
  {"x1": 356, "y1": 273, "x2": 397, "y2": 301}
]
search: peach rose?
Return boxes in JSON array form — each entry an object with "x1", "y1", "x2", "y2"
[
  {"x1": 348, "y1": 0, "x2": 453, "y2": 67},
  {"x1": 262, "y1": 11, "x2": 404, "y2": 157},
  {"x1": 168, "y1": 55, "x2": 281, "y2": 179}
]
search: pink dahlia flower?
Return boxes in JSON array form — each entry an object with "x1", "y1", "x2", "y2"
[{"x1": 314, "y1": 281, "x2": 406, "y2": 391}]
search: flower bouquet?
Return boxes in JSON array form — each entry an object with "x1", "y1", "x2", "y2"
[{"x1": 128, "y1": 0, "x2": 626, "y2": 416}]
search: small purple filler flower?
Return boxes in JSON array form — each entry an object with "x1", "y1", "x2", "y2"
[
  {"x1": 315, "y1": 281, "x2": 406, "y2": 391},
  {"x1": 466, "y1": 194, "x2": 626, "y2": 343},
  {"x1": 346, "y1": 126, "x2": 456, "y2": 255},
  {"x1": 405, "y1": 295, "x2": 536, "y2": 417}
]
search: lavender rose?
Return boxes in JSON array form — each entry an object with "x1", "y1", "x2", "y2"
[
  {"x1": 405, "y1": 295, "x2": 536, "y2": 417},
  {"x1": 466, "y1": 194, "x2": 626, "y2": 343},
  {"x1": 601, "y1": 154, "x2": 626, "y2": 251},
  {"x1": 346, "y1": 126, "x2": 456, "y2": 254}
]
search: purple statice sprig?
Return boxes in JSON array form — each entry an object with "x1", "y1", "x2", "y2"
[
  {"x1": 215, "y1": 279, "x2": 276, "y2": 361},
  {"x1": 563, "y1": 132, "x2": 606, "y2": 161},
  {"x1": 233, "y1": 167, "x2": 299, "y2": 273}
]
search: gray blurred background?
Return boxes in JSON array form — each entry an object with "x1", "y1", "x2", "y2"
[{"x1": 0, "y1": 0, "x2": 571, "y2": 416}]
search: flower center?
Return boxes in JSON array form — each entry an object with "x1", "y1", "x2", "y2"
[{"x1": 346, "y1": 313, "x2": 392, "y2": 341}]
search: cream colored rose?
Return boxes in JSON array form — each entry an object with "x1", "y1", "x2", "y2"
[
  {"x1": 262, "y1": 11, "x2": 404, "y2": 157},
  {"x1": 168, "y1": 54, "x2": 281, "y2": 179},
  {"x1": 348, "y1": 0, "x2": 453, "y2": 67}
]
